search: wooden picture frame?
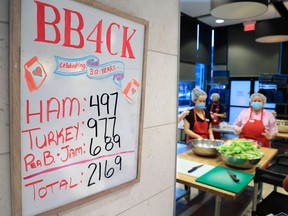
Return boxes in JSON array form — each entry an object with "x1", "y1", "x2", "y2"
[{"x1": 10, "y1": 0, "x2": 148, "y2": 215}]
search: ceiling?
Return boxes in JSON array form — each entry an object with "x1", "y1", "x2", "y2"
[{"x1": 180, "y1": 0, "x2": 288, "y2": 28}]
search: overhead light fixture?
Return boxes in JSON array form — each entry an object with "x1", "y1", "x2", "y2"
[
  {"x1": 211, "y1": 0, "x2": 268, "y2": 20},
  {"x1": 255, "y1": 18, "x2": 288, "y2": 43},
  {"x1": 215, "y1": 19, "x2": 224, "y2": 24}
]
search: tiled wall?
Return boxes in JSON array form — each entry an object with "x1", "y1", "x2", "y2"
[{"x1": 1, "y1": 0, "x2": 179, "y2": 215}]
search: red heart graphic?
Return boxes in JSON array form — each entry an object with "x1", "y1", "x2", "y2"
[{"x1": 33, "y1": 67, "x2": 42, "y2": 77}]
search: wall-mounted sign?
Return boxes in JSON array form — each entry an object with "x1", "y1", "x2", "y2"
[{"x1": 11, "y1": 0, "x2": 148, "y2": 215}]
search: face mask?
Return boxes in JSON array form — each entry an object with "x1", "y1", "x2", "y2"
[
  {"x1": 212, "y1": 101, "x2": 219, "y2": 104},
  {"x1": 196, "y1": 103, "x2": 206, "y2": 109},
  {"x1": 251, "y1": 101, "x2": 263, "y2": 110}
]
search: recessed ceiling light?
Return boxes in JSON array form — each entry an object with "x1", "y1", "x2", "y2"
[{"x1": 215, "y1": 19, "x2": 224, "y2": 24}]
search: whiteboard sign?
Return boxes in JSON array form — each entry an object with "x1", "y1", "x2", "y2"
[{"x1": 17, "y1": 0, "x2": 147, "y2": 215}]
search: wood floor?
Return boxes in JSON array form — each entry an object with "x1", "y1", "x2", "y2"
[{"x1": 175, "y1": 140, "x2": 288, "y2": 216}]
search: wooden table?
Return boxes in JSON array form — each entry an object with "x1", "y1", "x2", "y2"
[
  {"x1": 176, "y1": 147, "x2": 278, "y2": 216},
  {"x1": 212, "y1": 126, "x2": 234, "y2": 134},
  {"x1": 276, "y1": 132, "x2": 288, "y2": 139}
]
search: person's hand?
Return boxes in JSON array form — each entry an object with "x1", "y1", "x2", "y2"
[
  {"x1": 262, "y1": 130, "x2": 273, "y2": 140},
  {"x1": 197, "y1": 135, "x2": 203, "y2": 140},
  {"x1": 233, "y1": 127, "x2": 242, "y2": 135},
  {"x1": 213, "y1": 113, "x2": 219, "y2": 117},
  {"x1": 178, "y1": 109, "x2": 190, "y2": 123},
  {"x1": 210, "y1": 112, "x2": 216, "y2": 119},
  {"x1": 209, "y1": 133, "x2": 214, "y2": 140},
  {"x1": 182, "y1": 109, "x2": 190, "y2": 117}
]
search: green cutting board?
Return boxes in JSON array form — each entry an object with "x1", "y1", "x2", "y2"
[{"x1": 195, "y1": 166, "x2": 254, "y2": 193}]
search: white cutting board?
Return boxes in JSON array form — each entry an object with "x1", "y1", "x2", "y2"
[{"x1": 177, "y1": 158, "x2": 215, "y2": 177}]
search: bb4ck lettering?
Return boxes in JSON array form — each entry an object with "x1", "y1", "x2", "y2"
[{"x1": 34, "y1": 1, "x2": 137, "y2": 59}]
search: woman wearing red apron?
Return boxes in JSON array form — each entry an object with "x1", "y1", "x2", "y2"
[
  {"x1": 184, "y1": 88, "x2": 214, "y2": 144},
  {"x1": 207, "y1": 93, "x2": 227, "y2": 139},
  {"x1": 233, "y1": 93, "x2": 278, "y2": 148}
]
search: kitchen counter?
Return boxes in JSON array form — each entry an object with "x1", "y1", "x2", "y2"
[
  {"x1": 276, "y1": 132, "x2": 288, "y2": 139},
  {"x1": 212, "y1": 126, "x2": 234, "y2": 134}
]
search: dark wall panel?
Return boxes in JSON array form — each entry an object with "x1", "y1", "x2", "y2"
[
  {"x1": 281, "y1": 42, "x2": 288, "y2": 74},
  {"x1": 180, "y1": 14, "x2": 197, "y2": 63},
  {"x1": 198, "y1": 24, "x2": 211, "y2": 65},
  {"x1": 228, "y1": 24, "x2": 280, "y2": 77},
  {"x1": 214, "y1": 27, "x2": 228, "y2": 65}
]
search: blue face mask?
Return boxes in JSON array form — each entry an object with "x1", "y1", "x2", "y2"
[
  {"x1": 196, "y1": 103, "x2": 206, "y2": 109},
  {"x1": 251, "y1": 101, "x2": 263, "y2": 110}
]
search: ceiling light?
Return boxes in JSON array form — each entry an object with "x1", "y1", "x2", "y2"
[
  {"x1": 211, "y1": 0, "x2": 268, "y2": 20},
  {"x1": 215, "y1": 19, "x2": 224, "y2": 24},
  {"x1": 255, "y1": 18, "x2": 288, "y2": 43}
]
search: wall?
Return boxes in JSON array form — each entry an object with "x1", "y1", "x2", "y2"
[
  {"x1": 179, "y1": 15, "x2": 212, "y2": 82},
  {"x1": 1, "y1": 0, "x2": 179, "y2": 215},
  {"x1": 280, "y1": 42, "x2": 288, "y2": 74},
  {"x1": 214, "y1": 27, "x2": 228, "y2": 66},
  {"x1": 0, "y1": 0, "x2": 10, "y2": 215},
  {"x1": 180, "y1": 21, "x2": 282, "y2": 79},
  {"x1": 179, "y1": 62, "x2": 195, "y2": 81},
  {"x1": 228, "y1": 24, "x2": 280, "y2": 77}
]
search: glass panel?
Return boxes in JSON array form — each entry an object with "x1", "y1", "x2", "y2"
[
  {"x1": 229, "y1": 107, "x2": 245, "y2": 125},
  {"x1": 254, "y1": 80, "x2": 276, "y2": 109},
  {"x1": 178, "y1": 81, "x2": 194, "y2": 107},
  {"x1": 195, "y1": 63, "x2": 206, "y2": 90},
  {"x1": 230, "y1": 80, "x2": 251, "y2": 106}
]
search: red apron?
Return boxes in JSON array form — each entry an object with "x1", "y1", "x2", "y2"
[
  {"x1": 210, "y1": 104, "x2": 221, "y2": 139},
  {"x1": 210, "y1": 104, "x2": 221, "y2": 125},
  {"x1": 239, "y1": 109, "x2": 270, "y2": 148},
  {"x1": 187, "y1": 109, "x2": 209, "y2": 143}
]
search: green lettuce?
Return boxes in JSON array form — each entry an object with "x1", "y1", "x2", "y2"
[{"x1": 216, "y1": 139, "x2": 263, "y2": 159}]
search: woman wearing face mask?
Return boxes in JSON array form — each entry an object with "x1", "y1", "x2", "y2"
[
  {"x1": 233, "y1": 93, "x2": 278, "y2": 148},
  {"x1": 207, "y1": 93, "x2": 227, "y2": 139},
  {"x1": 184, "y1": 88, "x2": 214, "y2": 143}
]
